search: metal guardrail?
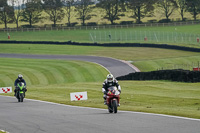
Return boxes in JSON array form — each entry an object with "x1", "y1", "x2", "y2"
[{"x1": 0, "y1": 21, "x2": 200, "y2": 32}]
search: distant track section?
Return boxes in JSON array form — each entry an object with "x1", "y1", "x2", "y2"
[{"x1": 0, "y1": 53, "x2": 137, "y2": 77}]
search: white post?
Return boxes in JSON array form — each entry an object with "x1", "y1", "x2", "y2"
[
  {"x1": 130, "y1": 31, "x2": 132, "y2": 41},
  {"x1": 90, "y1": 33, "x2": 94, "y2": 42},
  {"x1": 100, "y1": 31, "x2": 101, "y2": 42},
  {"x1": 94, "y1": 30, "x2": 96, "y2": 42},
  {"x1": 154, "y1": 32, "x2": 158, "y2": 42},
  {"x1": 126, "y1": 31, "x2": 127, "y2": 41},
  {"x1": 115, "y1": 31, "x2": 116, "y2": 41},
  {"x1": 105, "y1": 31, "x2": 107, "y2": 41},
  {"x1": 181, "y1": 33, "x2": 183, "y2": 42},
  {"x1": 167, "y1": 32, "x2": 169, "y2": 42},
  {"x1": 135, "y1": 31, "x2": 137, "y2": 41}
]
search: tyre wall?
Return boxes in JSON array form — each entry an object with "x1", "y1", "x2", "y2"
[
  {"x1": 116, "y1": 69, "x2": 200, "y2": 82},
  {"x1": 1, "y1": 41, "x2": 200, "y2": 52}
]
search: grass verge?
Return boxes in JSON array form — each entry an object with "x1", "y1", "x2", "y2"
[{"x1": 0, "y1": 58, "x2": 109, "y2": 87}]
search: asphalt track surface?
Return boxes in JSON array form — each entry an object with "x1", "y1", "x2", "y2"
[
  {"x1": 0, "y1": 53, "x2": 200, "y2": 133},
  {"x1": 0, "y1": 53, "x2": 137, "y2": 77},
  {"x1": 0, "y1": 96, "x2": 200, "y2": 133}
]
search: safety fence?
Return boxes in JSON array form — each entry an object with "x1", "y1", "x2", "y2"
[
  {"x1": 89, "y1": 30, "x2": 200, "y2": 44},
  {"x1": 157, "y1": 61, "x2": 200, "y2": 71}
]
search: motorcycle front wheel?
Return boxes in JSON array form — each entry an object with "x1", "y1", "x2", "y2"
[
  {"x1": 19, "y1": 93, "x2": 24, "y2": 102},
  {"x1": 113, "y1": 100, "x2": 118, "y2": 113}
]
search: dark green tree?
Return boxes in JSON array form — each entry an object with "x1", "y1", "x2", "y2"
[
  {"x1": 63, "y1": 0, "x2": 75, "y2": 26},
  {"x1": 0, "y1": 0, "x2": 14, "y2": 28},
  {"x1": 126, "y1": 0, "x2": 156, "y2": 23},
  {"x1": 177, "y1": 0, "x2": 187, "y2": 21},
  {"x1": 75, "y1": 0, "x2": 95, "y2": 26},
  {"x1": 43, "y1": 0, "x2": 65, "y2": 27},
  {"x1": 96, "y1": 0, "x2": 125, "y2": 25},
  {"x1": 186, "y1": 0, "x2": 200, "y2": 20},
  {"x1": 21, "y1": 0, "x2": 43, "y2": 27},
  {"x1": 10, "y1": 0, "x2": 25, "y2": 28},
  {"x1": 157, "y1": 0, "x2": 178, "y2": 20}
]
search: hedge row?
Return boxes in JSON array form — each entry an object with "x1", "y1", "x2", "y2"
[
  {"x1": 1, "y1": 41, "x2": 200, "y2": 52},
  {"x1": 116, "y1": 69, "x2": 200, "y2": 82}
]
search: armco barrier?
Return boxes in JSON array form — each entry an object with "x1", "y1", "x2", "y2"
[{"x1": 116, "y1": 69, "x2": 200, "y2": 82}]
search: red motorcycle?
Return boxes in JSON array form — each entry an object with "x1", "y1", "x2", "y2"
[{"x1": 106, "y1": 86, "x2": 120, "y2": 113}]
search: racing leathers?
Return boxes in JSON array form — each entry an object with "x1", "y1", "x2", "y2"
[{"x1": 102, "y1": 79, "x2": 121, "y2": 105}]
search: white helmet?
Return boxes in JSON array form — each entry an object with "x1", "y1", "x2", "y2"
[
  {"x1": 18, "y1": 74, "x2": 23, "y2": 79},
  {"x1": 107, "y1": 74, "x2": 114, "y2": 82}
]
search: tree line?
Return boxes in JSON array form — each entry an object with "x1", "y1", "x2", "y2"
[{"x1": 0, "y1": 0, "x2": 200, "y2": 28}]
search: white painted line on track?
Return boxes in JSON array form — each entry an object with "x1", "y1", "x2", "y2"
[
  {"x1": 1, "y1": 95, "x2": 200, "y2": 122},
  {"x1": 0, "y1": 129, "x2": 10, "y2": 133},
  {"x1": 120, "y1": 60, "x2": 140, "y2": 72}
]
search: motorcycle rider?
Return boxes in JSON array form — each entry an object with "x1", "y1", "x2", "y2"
[
  {"x1": 102, "y1": 74, "x2": 121, "y2": 106},
  {"x1": 14, "y1": 74, "x2": 27, "y2": 96}
]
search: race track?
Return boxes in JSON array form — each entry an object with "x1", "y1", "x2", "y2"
[
  {"x1": 0, "y1": 53, "x2": 200, "y2": 133},
  {"x1": 0, "y1": 96, "x2": 200, "y2": 133},
  {"x1": 0, "y1": 53, "x2": 138, "y2": 78}
]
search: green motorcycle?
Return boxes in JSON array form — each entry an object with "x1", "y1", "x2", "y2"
[{"x1": 16, "y1": 82, "x2": 26, "y2": 102}]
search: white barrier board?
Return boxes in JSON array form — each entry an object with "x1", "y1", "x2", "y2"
[
  {"x1": 0, "y1": 87, "x2": 12, "y2": 93},
  {"x1": 70, "y1": 91, "x2": 88, "y2": 101}
]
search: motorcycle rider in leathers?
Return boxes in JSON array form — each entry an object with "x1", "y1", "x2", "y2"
[
  {"x1": 14, "y1": 74, "x2": 27, "y2": 96},
  {"x1": 102, "y1": 74, "x2": 121, "y2": 106}
]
